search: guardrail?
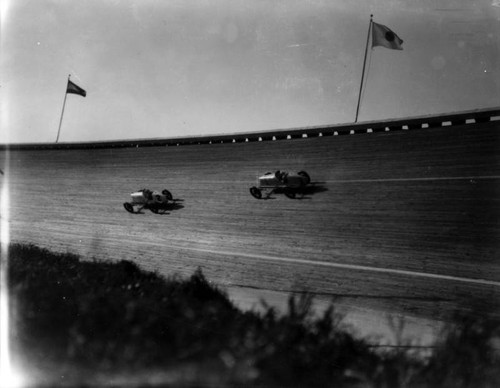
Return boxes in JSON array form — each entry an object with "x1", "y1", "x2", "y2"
[{"x1": 2, "y1": 107, "x2": 499, "y2": 151}]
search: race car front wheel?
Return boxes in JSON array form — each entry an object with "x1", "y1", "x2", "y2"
[
  {"x1": 162, "y1": 189, "x2": 173, "y2": 200},
  {"x1": 250, "y1": 187, "x2": 262, "y2": 199},
  {"x1": 123, "y1": 203, "x2": 134, "y2": 213}
]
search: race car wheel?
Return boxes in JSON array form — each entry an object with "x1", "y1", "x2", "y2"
[
  {"x1": 250, "y1": 187, "x2": 262, "y2": 199},
  {"x1": 150, "y1": 207, "x2": 159, "y2": 214},
  {"x1": 284, "y1": 190, "x2": 296, "y2": 199},
  {"x1": 162, "y1": 189, "x2": 173, "y2": 200},
  {"x1": 123, "y1": 203, "x2": 134, "y2": 213},
  {"x1": 297, "y1": 171, "x2": 311, "y2": 184}
]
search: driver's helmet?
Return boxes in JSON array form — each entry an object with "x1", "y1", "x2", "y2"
[{"x1": 143, "y1": 189, "x2": 152, "y2": 200}]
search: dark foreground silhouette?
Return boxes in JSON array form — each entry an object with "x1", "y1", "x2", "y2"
[{"x1": 7, "y1": 243, "x2": 500, "y2": 387}]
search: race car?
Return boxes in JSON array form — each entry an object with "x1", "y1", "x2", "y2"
[
  {"x1": 123, "y1": 188, "x2": 173, "y2": 214},
  {"x1": 249, "y1": 170, "x2": 311, "y2": 199}
]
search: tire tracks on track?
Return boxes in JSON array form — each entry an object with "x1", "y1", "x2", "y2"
[{"x1": 73, "y1": 233, "x2": 500, "y2": 288}]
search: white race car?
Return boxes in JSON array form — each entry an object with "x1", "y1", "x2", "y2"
[
  {"x1": 250, "y1": 170, "x2": 311, "y2": 199},
  {"x1": 123, "y1": 188, "x2": 173, "y2": 214}
]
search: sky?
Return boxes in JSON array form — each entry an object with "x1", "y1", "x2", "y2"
[{"x1": 1, "y1": 0, "x2": 499, "y2": 143}]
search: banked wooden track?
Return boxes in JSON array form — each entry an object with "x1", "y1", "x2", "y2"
[{"x1": 2, "y1": 109, "x2": 500, "y2": 322}]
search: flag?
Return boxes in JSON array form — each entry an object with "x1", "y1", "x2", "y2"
[
  {"x1": 372, "y1": 22, "x2": 403, "y2": 50},
  {"x1": 66, "y1": 79, "x2": 86, "y2": 97}
]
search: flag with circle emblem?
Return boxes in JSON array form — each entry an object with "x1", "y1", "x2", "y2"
[{"x1": 372, "y1": 22, "x2": 403, "y2": 50}]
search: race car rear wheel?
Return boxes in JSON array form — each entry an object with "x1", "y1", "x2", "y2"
[
  {"x1": 250, "y1": 187, "x2": 262, "y2": 199},
  {"x1": 162, "y1": 189, "x2": 173, "y2": 200},
  {"x1": 284, "y1": 190, "x2": 296, "y2": 199},
  {"x1": 123, "y1": 203, "x2": 134, "y2": 213},
  {"x1": 297, "y1": 171, "x2": 311, "y2": 184}
]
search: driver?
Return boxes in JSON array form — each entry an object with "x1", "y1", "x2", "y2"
[
  {"x1": 143, "y1": 189, "x2": 153, "y2": 200},
  {"x1": 276, "y1": 170, "x2": 287, "y2": 183}
]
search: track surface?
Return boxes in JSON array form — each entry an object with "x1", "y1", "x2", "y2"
[{"x1": 3, "y1": 122, "x2": 500, "y2": 323}]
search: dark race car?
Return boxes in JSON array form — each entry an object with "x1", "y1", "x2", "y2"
[
  {"x1": 123, "y1": 188, "x2": 173, "y2": 214},
  {"x1": 249, "y1": 170, "x2": 311, "y2": 199}
]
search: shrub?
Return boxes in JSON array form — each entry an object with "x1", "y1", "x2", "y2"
[{"x1": 7, "y1": 243, "x2": 500, "y2": 387}]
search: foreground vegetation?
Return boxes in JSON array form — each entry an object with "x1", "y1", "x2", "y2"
[{"x1": 7, "y1": 243, "x2": 500, "y2": 387}]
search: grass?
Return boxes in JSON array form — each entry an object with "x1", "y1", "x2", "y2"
[{"x1": 6, "y1": 243, "x2": 500, "y2": 387}]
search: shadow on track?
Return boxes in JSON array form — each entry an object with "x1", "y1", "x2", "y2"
[
  {"x1": 153, "y1": 201, "x2": 185, "y2": 215},
  {"x1": 295, "y1": 182, "x2": 329, "y2": 200},
  {"x1": 128, "y1": 199, "x2": 185, "y2": 215},
  {"x1": 254, "y1": 182, "x2": 328, "y2": 200}
]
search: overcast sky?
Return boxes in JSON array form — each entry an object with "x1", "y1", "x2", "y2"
[{"x1": 1, "y1": 0, "x2": 499, "y2": 143}]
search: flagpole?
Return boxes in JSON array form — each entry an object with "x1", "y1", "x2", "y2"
[
  {"x1": 55, "y1": 74, "x2": 70, "y2": 143},
  {"x1": 354, "y1": 15, "x2": 373, "y2": 123}
]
